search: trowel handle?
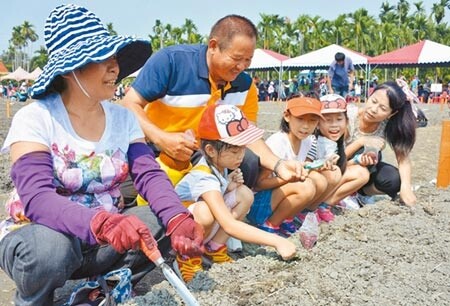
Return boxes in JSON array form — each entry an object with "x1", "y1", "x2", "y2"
[
  {"x1": 140, "y1": 239, "x2": 163, "y2": 264},
  {"x1": 140, "y1": 240, "x2": 200, "y2": 306}
]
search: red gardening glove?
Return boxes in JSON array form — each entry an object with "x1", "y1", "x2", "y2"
[
  {"x1": 166, "y1": 213, "x2": 205, "y2": 257},
  {"x1": 90, "y1": 211, "x2": 157, "y2": 254}
]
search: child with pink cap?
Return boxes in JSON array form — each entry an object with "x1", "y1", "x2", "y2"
[
  {"x1": 174, "y1": 104, "x2": 296, "y2": 282},
  {"x1": 314, "y1": 94, "x2": 359, "y2": 215}
]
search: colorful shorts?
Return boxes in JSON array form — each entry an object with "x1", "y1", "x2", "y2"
[{"x1": 246, "y1": 189, "x2": 273, "y2": 225}]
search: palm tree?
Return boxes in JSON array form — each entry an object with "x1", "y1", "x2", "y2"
[
  {"x1": 396, "y1": 0, "x2": 410, "y2": 24},
  {"x1": 2, "y1": 46, "x2": 17, "y2": 71},
  {"x1": 258, "y1": 14, "x2": 273, "y2": 49},
  {"x1": 293, "y1": 14, "x2": 312, "y2": 55},
  {"x1": 433, "y1": 22, "x2": 450, "y2": 44},
  {"x1": 189, "y1": 33, "x2": 204, "y2": 44},
  {"x1": 30, "y1": 46, "x2": 48, "y2": 71},
  {"x1": 411, "y1": 13, "x2": 429, "y2": 40},
  {"x1": 348, "y1": 9, "x2": 376, "y2": 53},
  {"x1": 280, "y1": 18, "x2": 300, "y2": 57},
  {"x1": 20, "y1": 21, "x2": 38, "y2": 71},
  {"x1": 152, "y1": 19, "x2": 169, "y2": 50},
  {"x1": 393, "y1": 0, "x2": 411, "y2": 48},
  {"x1": 257, "y1": 14, "x2": 283, "y2": 49},
  {"x1": 169, "y1": 26, "x2": 184, "y2": 45},
  {"x1": 306, "y1": 16, "x2": 327, "y2": 51},
  {"x1": 375, "y1": 21, "x2": 399, "y2": 54},
  {"x1": 328, "y1": 14, "x2": 348, "y2": 45},
  {"x1": 9, "y1": 26, "x2": 25, "y2": 70},
  {"x1": 379, "y1": 1, "x2": 395, "y2": 22},
  {"x1": 431, "y1": 0, "x2": 449, "y2": 24},
  {"x1": 181, "y1": 19, "x2": 198, "y2": 44},
  {"x1": 106, "y1": 22, "x2": 118, "y2": 35}
]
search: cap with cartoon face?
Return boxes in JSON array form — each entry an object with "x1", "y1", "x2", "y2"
[
  {"x1": 320, "y1": 94, "x2": 347, "y2": 114},
  {"x1": 198, "y1": 104, "x2": 264, "y2": 146}
]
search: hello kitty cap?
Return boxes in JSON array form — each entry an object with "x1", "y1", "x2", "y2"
[
  {"x1": 320, "y1": 94, "x2": 347, "y2": 114},
  {"x1": 198, "y1": 104, "x2": 264, "y2": 146}
]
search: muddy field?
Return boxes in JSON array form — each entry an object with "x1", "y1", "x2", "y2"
[{"x1": 0, "y1": 99, "x2": 449, "y2": 305}]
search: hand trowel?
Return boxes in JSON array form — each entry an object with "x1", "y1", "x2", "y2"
[{"x1": 140, "y1": 240, "x2": 200, "y2": 306}]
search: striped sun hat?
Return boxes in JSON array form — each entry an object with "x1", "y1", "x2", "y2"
[
  {"x1": 198, "y1": 104, "x2": 264, "y2": 146},
  {"x1": 31, "y1": 4, "x2": 151, "y2": 99}
]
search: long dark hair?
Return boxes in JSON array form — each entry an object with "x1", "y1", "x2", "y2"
[
  {"x1": 46, "y1": 75, "x2": 66, "y2": 95},
  {"x1": 315, "y1": 126, "x2": 347, "y2": 174},
  {"x1": 372, "y1": 81, "x2": 416, "y2": 160}
]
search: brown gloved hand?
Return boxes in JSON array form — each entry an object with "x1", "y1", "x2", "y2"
[{"x1": 90, "y1": 211, "x2": 157, "y2": 254}]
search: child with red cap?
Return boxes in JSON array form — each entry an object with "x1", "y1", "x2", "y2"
[{"x1": 174, "y1": 104, "x2": 297, "y2": 282}]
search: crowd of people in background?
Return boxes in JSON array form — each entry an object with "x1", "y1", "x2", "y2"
[
  {"x1": 0, "y1": 81, "x2": 31, "y2": 102},
  {"x1": 253, "y1": 73, "x2": 325, "y2": 102},
  {"x1": 252, "y1": 73, "x2": 449, "y2": 104}
]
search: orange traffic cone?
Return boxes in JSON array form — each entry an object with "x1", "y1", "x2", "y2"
[{"x1": 437, "y1": 120, "x2": 450, "y2": 188}]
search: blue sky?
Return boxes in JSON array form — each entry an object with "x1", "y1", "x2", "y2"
[{"x1": 0, "y1": 0, "x2": 446, "y2": 58}]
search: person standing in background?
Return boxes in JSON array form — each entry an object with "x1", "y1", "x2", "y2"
[{"x1": 327, "y1": 52, "x2": 355, "y2": 98}]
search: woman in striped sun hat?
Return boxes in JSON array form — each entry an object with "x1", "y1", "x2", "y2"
[{"x1": 0, "y1": 4, "x2": 204, "y2": 305}]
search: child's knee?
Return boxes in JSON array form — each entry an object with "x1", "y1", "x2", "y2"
[
  {"x1": 236, "y1": 185, "x2": 254, "y2": 208},
  {"x1": 193, "y1": 201, "x2": 216, "y2": 227},
  {"x1": 324, "y1": 169, "x2": 342, "y2": 186},
  {"x1": 312, "y1": 176, "x2": 328, "y2": 194},
  {"x1": 293, "y1": 181, "x2": 316, "y2": 203}
]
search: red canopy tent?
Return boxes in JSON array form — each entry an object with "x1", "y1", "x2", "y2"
[
  {"x1": 0, "y1": 61, "x2": 8, "y2": 75},
  {"x1": 369, "y1": 40, "x2": 450, "y2": 68},
  {"x1": 248, "y1": 48, "x2": 289, "y2": 70},
  {"x1": 246, "y1": 48, "x2": 289, "y2": 89}
]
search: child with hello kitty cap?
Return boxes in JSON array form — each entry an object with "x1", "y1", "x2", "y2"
[{"x1": 173, "y1": 104, "x2": 297, "y2": 283}]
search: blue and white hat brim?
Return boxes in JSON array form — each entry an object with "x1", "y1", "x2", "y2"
[{"x1": 31, "y1": 35, "x2": 150, "y2": 99}]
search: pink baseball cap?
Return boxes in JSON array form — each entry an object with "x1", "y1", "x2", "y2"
[
  {"x1": 198, "y1": 104, "x2": 264, "y2": 146},
  {"x1": 320, "y1": 94, "x2": 347, "y2": 114}
]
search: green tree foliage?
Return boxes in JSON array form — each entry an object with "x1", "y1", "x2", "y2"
[
  {"x1": 29, "y1": 46, "x2": 48, "y2": 71},
  {"x1": 6, "y1": 22, "x2": 38, "y2": 71}
]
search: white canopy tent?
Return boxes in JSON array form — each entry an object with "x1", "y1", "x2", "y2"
[
  {"x1": 246, "y1": 48, "x2": 289, "y2": 93},
  {"x1": 283, "y1": 44, "x2": 371, "y2": 69},
  {"x1": 248, "y1": 48, "x2": 289, "y2": 70},
  {"x1": 28, "y1": 67, "x2": 43, "y2": 80},
  {"x1": 0, "y1": 67, "x2": 32, "y2": 81},
  {"x1": 283, "y1": 44, "x2": 372, "y2": 97}
]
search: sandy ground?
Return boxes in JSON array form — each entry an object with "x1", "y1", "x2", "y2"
[{"x1": 0, "y1": 99, "x2": 449, "y2": 305}]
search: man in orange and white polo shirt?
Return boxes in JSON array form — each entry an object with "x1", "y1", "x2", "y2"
[{"x1": 122, "y1": 15, "x2": 304, "y2": 194}]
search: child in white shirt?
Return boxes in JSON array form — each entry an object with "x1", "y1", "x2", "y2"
[{"x1": 247, "y1": 96, "x2": 341, "y2": 236}]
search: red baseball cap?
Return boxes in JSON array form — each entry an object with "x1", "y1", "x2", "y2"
[
  {"x1": 198, "y1": 104, "x2": 264, "y2": 146},
  {"x1": 286, "y1": 97, "x2": 324, "y2": 119}
]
